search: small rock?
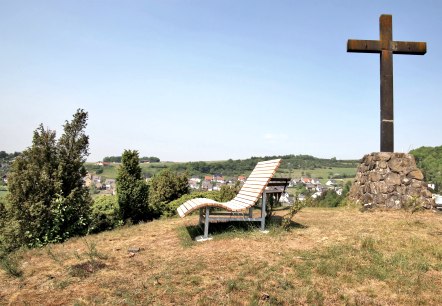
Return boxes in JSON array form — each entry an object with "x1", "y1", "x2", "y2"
[
  {"x1": 261, "y1": 293, "x2": 270, "y2": 301},
  {"x1": 128, "y1": 252, "x2": 136, "y2": 258},
  {"x1": 407, "y1": 170, "x2": 424, "y2": 180},
  {"x1": 128, "y1": 247, "x2": 141, "y2": 253}
]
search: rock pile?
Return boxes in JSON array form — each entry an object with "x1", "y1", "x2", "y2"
[{"x1": 349, "y1": 152, "x2": 434, "y2": 209}]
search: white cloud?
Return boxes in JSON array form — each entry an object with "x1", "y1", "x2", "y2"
[{"x1": 263, "y1": 133, "x2": 288, "y2": 142}]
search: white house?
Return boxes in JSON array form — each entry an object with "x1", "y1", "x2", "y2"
[
  {"x1": 326, "y1": 179, "x2": 337, "y2": 187},
  {"x1": 311, "y1": 178, "x2": 321, "y2": 185}
]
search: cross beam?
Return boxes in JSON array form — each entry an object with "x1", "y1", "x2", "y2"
[{"x1": 347, "y1": 14, "x2": 426, "y2": 152}]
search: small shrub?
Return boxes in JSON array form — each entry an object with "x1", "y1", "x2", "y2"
[
  {"x1": 0, "y1": 252, "x2": 22, "y2": 278},
  {"x1": 69, "y1": 240, "x2": 107, "y2": 278},
  {"x1": 218, "y1": 182, "x2": 240, "y2": 202},
  {"x1": 88, "y1": 195, "x2": 122, "y2": 233},
  {"x1": 402, "y1": 195, "x2": 426, "y2": 213},
  {"x1": 281, "y1": 199, "x2": 305, "y2": 231}
]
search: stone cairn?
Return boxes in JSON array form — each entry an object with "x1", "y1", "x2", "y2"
[{"x1": 349, "y1": 152, "x2": 434, "y2": 209}]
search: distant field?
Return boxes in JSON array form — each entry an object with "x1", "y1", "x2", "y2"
[{"x1": 277, "y1": 167, "x2": 356, "y2": 184}]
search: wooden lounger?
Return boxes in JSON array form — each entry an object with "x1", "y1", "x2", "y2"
[{"x1": 177, "y1": 159, "x2": 283, "y2": 241}]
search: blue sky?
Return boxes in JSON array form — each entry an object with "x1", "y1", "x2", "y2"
[{"x1": 0, "y1": 1, "x2": 440, "y2": 162}]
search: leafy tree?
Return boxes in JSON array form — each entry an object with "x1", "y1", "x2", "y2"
[
  {"x1": 149, "y1": 169, "x2": 189, "y2": 217},
  {"x1": 6, "y1": 109, "x2": 92, "y2": 247},
  {"x1": 410, "y1": 146, "x2": 442, "y2": 192},
  {"x1": 116, "y1": 150, "x2": 149, "y2": 223}
]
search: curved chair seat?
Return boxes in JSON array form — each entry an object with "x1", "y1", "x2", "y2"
[{"x1": 177, "y1": 159, "x2": 282, "y2": 218}]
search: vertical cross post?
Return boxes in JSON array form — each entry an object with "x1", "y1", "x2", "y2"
[
  {"x1": 380, "y1": 15, "x2": 394, "y2": 152},
  {"x1": 347, "y1": 14, "x2": 426, "y2": 152}
]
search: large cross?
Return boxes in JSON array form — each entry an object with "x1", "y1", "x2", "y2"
[{"x1": 347, "y1": 14, "x2": 426, "y2": 152}]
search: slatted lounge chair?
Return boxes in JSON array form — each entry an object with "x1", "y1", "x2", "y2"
[{"x1": 177, "y1": 159, "x2": 284, "y2": 241}]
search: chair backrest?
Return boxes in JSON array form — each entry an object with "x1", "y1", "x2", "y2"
[{"x1": 232, "y1": 159, "x2": 282, "y2": 207}]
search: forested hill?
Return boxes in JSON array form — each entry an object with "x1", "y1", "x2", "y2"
[
  {"x1": 168, "y1": 155, "x2": 359, "y2": 177},
  {"x1": 410, "y1": 146, "x2": 442, "y2": 192}
]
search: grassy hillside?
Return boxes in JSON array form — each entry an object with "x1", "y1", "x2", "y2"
[{"x1": 1, "y1": 208, "x2": 441, "y2": 305}]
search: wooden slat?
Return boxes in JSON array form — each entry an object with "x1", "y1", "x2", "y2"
[
  {"x1": 183, "y1": 201, "x2": 193, "y2": 212},
  {"x1": 254, "y1": 162, "x2": 279, "y2": 168},
  {"x1": 242, "y1": 180, "x2": 266, "y2": 186},
  {"x1": 257, "y1": 159, "x2": 281, "y2": 165},
  {"x1": 253, "y1": 165, "x2": 278, "y2": 172},
  {"x1": 179, "y1": 204, "x2": 189, "y2": 214},
  {"x1": 249, "y1": 172, "x2": 275, "y2": 177},
  {"x1": 240, "y1": 185, "x2": 264, "y2": 192},
  {"x1": 238, "y1": 191, "x2": 262, "y2": 199},
  {"x1": 228, "y1": 200, "x2": 250, "y2": 210},
  {"x1": 188, "y1": 199, "x2": 201, "y2": 208},
  {"x1": 177, "y1": 206, "x2": 186, "y2": 217},
  {"x1": 190, "y1": 198, "x2": 203, "y2": 205},
  {"x1": 244, "y1": 178, "x2": 271, "y2": 183},
  {"x1": 229, "y1": 200, "x2": 249, "y2": 208},
  {"x1": 238, "y1": 188, "x2": 262, "y2": 195},
  {"x1": 225, "y1": 202, "x2": 247, "y2": 210},
  {"x1": 251, "y1": 167, "x2": 277, "y2": 172},
  {"x1": 233, "y1": 196, "x2": 256, "y2": 205},
  {"x1": 236, "y1": 194, "x2": 258, "y2": 202},
  {"x1": 248, "y1": 175, "x2": 275, "y2": 180},
  {"x1": 254, "y1": 165, "x2": 279, "y2": 171}
]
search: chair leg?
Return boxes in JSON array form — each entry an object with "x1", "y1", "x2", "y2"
[
  {"x1": 261, "y1": 192, "x2": 267, "y2": 231},
  {"x1": 199, "y1": 208, "x2": 204, "y2": 224},
  {"x1": 203, "y1": 207, "x2": 210, "y2": 239}
]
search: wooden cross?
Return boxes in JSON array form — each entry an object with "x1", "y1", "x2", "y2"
[{"x1": 347, "y1": 14, "x2": 426, "y2": 152}]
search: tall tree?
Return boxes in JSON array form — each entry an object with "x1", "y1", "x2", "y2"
[
  {"x1": 55, "y1": 109, "x2": 92, "y2": 238},
  {"x1": 7, "y1": 125, "x2": 59, "y2": 245},
  {"x1": 116, "y1": 150, "x2": 149, "y2": 223},
  {"x1": 6, "y1": 110, "x2": 91, "y2": 247}
]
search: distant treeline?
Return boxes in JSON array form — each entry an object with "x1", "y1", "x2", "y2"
[
  {"x1": 0, "y1": 151, "x2": 20, "y2": 160},
  {"x1": 168, "y1": 155, "x2": 359, "y2": 177},
  {"x1": 410, "y1": 146, "x2": 442, "y2": 192},
  {"x1": 103, "y1": 156, "x2": 160, "y2": 163},
  {"x1": 0, "y1": 151, "x2": 21, "y2": 179}
]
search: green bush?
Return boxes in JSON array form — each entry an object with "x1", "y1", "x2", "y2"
[
  {"x1": 218, "y1": 182, "x2": 240, "y2": 202},
  {"x1": 89, "y1": 195, "x2": 122, "y2": 233},
  {"x1": 149, "y1": 169, "x2": 189, "y2": 217}
]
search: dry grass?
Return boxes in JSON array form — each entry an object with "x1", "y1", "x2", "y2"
[{"x1": 1, "y1": 207, "x2": 442, "y2": 305}]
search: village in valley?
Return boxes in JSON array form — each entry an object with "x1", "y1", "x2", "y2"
[{"x1": 187, "y1": 173, "x2": 346, "y2": 204}]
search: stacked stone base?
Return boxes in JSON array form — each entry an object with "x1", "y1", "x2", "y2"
[{"x1": 349, "y1": 152, "x2": 434, "y2": 209}]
